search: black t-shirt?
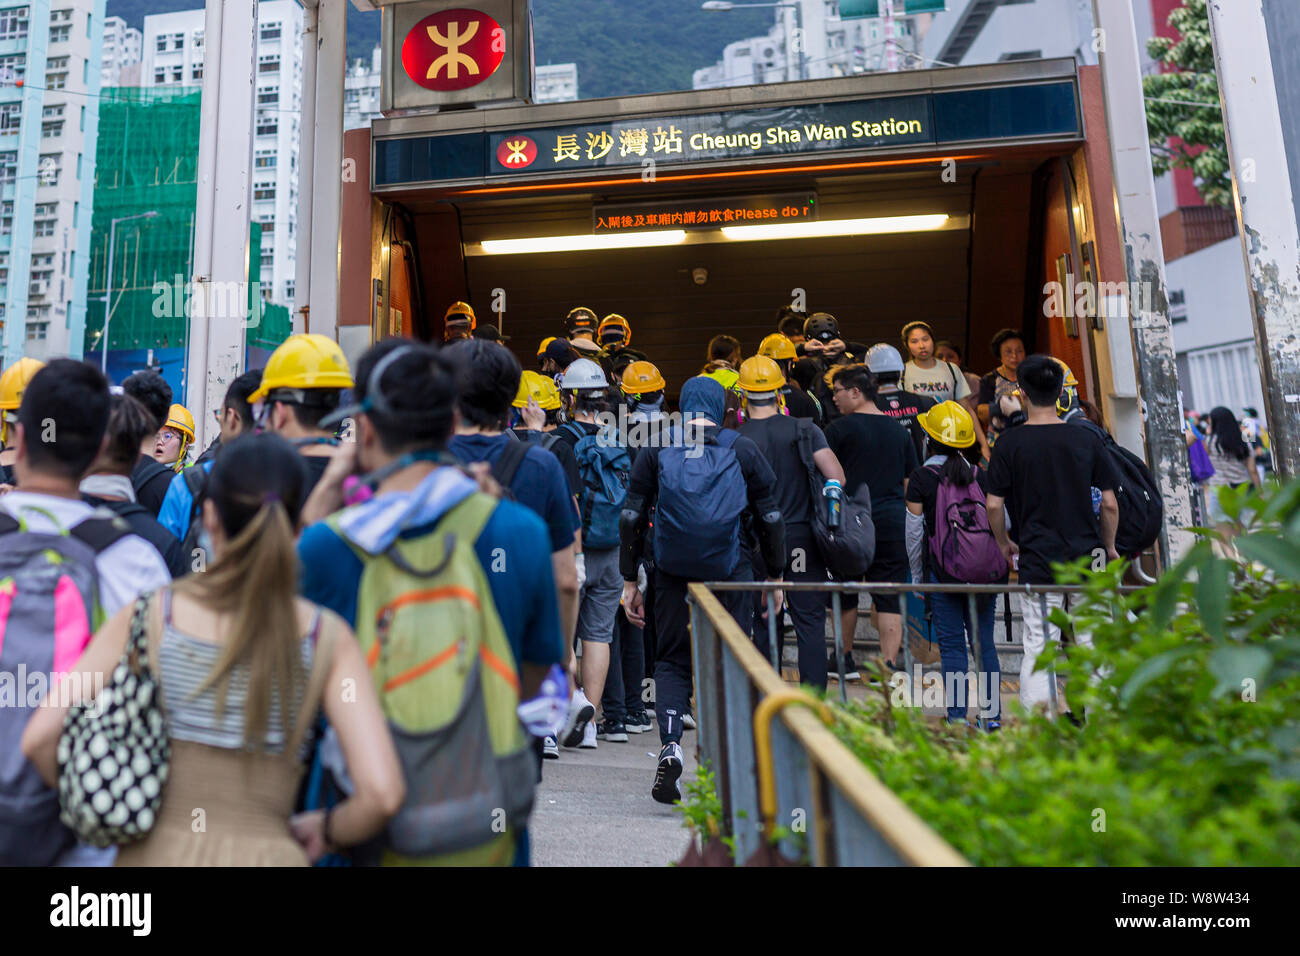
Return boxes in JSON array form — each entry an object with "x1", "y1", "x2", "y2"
[
  {"x1": 875, "y1": 387, "x2": 935, "y2": 460},
  {"x1": 82, "y1": 495, "x2": 188, "y2": 579},
  {"x1": 0, "y1": 461, "x2": 13, "y2": 486},
  {"x1": 824, "y1": 412, "x2": 918, "y2": 541},
  {"x1": 781, "y1": 384, "x2": 822, "y2": 425},
  {"x1": 514, "y1": 427, "x2": 582, "y2": 499},
  {"x1": 738, "y1": 414, "x2": 825, "y2": 526},
  {"x1": 985, "y1": 422, "x2": 1119, "y2": 584},
  {"x1": 131, "y1": 455, "x2": 176, "y2": 517},
  {"x1": 299, "y1": 454, "x2": 333, "y2": 499}
]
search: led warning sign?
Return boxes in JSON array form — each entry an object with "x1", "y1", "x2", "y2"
[
  {"x1": 594, "y1": 194, "x2": 818, "y2": 233},
  {"x1": 401, "y1": 7, "x2": 506, "y2": 92}
]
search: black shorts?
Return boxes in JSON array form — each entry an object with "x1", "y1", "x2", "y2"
[{"x1": 864, "y1": 537, "x2": 907, "y2": 615}]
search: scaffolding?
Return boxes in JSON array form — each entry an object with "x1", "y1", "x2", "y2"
[{"x1": 84, "y1": 87, "x2": 290, "y2": 359}]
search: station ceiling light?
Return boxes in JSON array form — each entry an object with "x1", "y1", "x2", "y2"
[
  {"x1": 479, "y1": 230, "x2": 687, "y2": 255},
  {"x1": 721, "y1": 214, "x2": 950, "y2": 242}
]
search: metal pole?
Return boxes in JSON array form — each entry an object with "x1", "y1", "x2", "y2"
[
  {"x1": 308, "y1": 0, "x2": 346, "y2": 344},
  {"x1": 766, "y1": 590, "x2": 780, "y2": 672},
  {"x1": 1089, "y1": 0, "x2": 1195, "y2": 564},
  {"x1": 1206, "y1": 0, "x2": 1300, "y2": 480},
  {"x1": 830, "y1": 590, "x2": 846, "y2": 703},
  {"x1": 101, "y1": 219, "x2": 116, "y2": 374},
  {"x1": 884, "y1": 0, "x2": 898, "y2": 73},
  {"x1": 295, "y1": 0, "x2": 319, "y2": 335}
]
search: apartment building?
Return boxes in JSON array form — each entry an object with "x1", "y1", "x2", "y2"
[
  {"x1": 141, "y1": 1, "x2": 301, "y2": 309},
  {"x1": 534, "y1": 62, "x2": 578, "y2": 103},
  {"x1": 345, "y1": 44, "x2": 381, "y2": 130},
  {"x1": 101, "y1": 13, "x2": 139, "y2": 86},
  {"x1": 0, "y1": 0, "x2": 105, "y2": 368}
]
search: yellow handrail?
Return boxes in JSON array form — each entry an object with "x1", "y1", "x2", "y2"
[{"x1": 754, "y1": 690, "x2": 833, "y2": 840}]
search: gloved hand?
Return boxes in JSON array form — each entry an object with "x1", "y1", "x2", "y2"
[{"x1": 575, "y1": 552, "x2": 586, "y2": 591}]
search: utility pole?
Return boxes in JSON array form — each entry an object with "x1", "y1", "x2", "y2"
[
  {"x1": 1090, "y1": 0, "x2": 1195, "y2": 564},
  {"x1": 1206, "y1": 0, "x2": 1300, "y2": 480}
]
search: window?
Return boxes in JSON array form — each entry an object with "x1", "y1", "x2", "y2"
[
  {"x1": 256, "y1": 113, "x2": 277, "y2": 136},
  {"x1": 26, "y1": 322, "x2": 48, "y2": 341},
  {"x1": 254, "y1": 150, "x2": 276, "y2": 169},
  {"x1": 258, "y1": 54, "x2": 279, "y2": 74},
  {"x1": 257, "y1": 86, "x2": 278, "y2": 106},
  {"x1": 34, "y1": 203, "x2": 55, "y2": 216},
  {"x1": 76, "y1": 152, "x2": 81, "y2": 179},
  {"x1": 41, "y1": 105, "x2": 63, "y2": 118},
  {"x1": 47, "y1": 56, "x2": 68, "y2": 70},
  {"x1": 0, "y1": 53, "x2": 25, "y2": 82},
  {"x1": 172, "y1": 32, "x2": 184, "y2": 50},
  {"x1": 155, "y1": 35, "x2": 166, "y2": 52},
  {"x1": 0, "y1": 152, "x2": 15, "y2": 183},
  {"x1": 51, "y1": 9, "x2": 72, "y2": 23},
  {"x1": 192, "y1": 64, "x2": 202, "y2": 81},
  {"x1": 254, "y1": 184, "x2": 276, "y2": 201},
  {"x1": 171, "y1": 67, "x2": 183, "y2": 82},
  {"x1": 194, "y1": 31, "x2": 203, "y2": 49},
  {"x1": 40, "y1": 120, "x2": 63, "y2": 138},
  {"x1": 79, "y1": 105, "x2": 84, "y2": 131},
  {"x1": 0, "y1": 102, "x2": 20, "y2": 131},
  {"x1": 38, "y1": 153, "x2": 60, "y2": 185},
  {"x1": 46, "y1": 72, "x2": 66, "y2": 90},
  {"x1": 34, "y1": 218, "x2": 55, "y2": 236},
  {"x1": 0, "y1": 8, "x2": 28, "y2": 41},
  {"x1": 285, "y1": 281, "x2": 294, "y2": 300},
  {"x1": 153, "y1": 67, "x2": 165, "y2": 84},
  {"x1": 49, "y1": 23, "x2": 70, "y2": 43},
  {"x1": 260, "y1": 22, "x2": 281, "y2": 42}
]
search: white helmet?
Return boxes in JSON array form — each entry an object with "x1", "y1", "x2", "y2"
[
  {"x1": 865, "y1": 343, "x2": 905, "y2": 375},
  {"x1": 560, "y1": 357, "x2": 608, "y2": 390}
]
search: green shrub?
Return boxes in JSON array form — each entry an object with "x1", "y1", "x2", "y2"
[{"x1": 830, "y1": 480, "x2": 1300, "y2": 866}]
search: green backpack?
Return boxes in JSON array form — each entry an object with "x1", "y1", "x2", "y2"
[{"x1": 327, "y1": 492, "x2": 534, "y2": 863}]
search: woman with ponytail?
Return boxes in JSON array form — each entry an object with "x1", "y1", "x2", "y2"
[{"x1": 24, "y1": 433, "x2": 404, "y2": 865}]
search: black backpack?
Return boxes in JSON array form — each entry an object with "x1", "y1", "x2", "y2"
[
  {"x1": 796, "y1": 421, "x2": 876, "y2": 580},
  {"x1": 1073, "y1": 419, "x2": 1163, "y2": 556}
]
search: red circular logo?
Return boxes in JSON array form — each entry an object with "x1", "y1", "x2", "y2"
[
  {"x1": 402, "y1": 8, "x2": 506, "y2": 92},
  {"x1": 496, "y1": 135, "x2": 537, "y2": 169}
]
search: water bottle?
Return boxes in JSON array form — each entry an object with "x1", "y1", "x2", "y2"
[{"x1": 823, "y1": 479, "x2": 843, "y2": 530}]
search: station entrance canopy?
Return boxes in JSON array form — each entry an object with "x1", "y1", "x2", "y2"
[{"x1": 371, "y1": 59, "x2": 1084, "y2": 192}]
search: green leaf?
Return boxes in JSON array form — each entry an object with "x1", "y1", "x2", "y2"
[
  {"x1": 1235, "y1": 535, "x2": 1300, "y2": 581},
  {"x1": 1207, "y1": 646, "x2": 1272, "y2": 698},
  {"x1": 1152, "y1": 541, "x2": 1208, "y2": 630},
  {"x1": 1120, "y1": 648, "x2": 1196, "y2": 705},
  {"x1": 1197, "y1": 557, "x2": 1228, "y2": 639}
]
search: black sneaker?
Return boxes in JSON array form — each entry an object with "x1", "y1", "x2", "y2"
[
  {"x1": 625, "y1": 709, "x2": 654, "y2": 733},
  {"x1": 842, "y1": 653, "x2": 861, "y2": 681},
  {"x1": 597, "y1": 719, "x2": 628, "y2": 742},
  {"x1": 652, "y1": 742, "x2": 684, "y2": 804}
]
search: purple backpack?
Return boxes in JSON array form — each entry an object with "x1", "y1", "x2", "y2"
[
  {"x1": 927, "y1": 469, "x2": 1009, "y2": 583},
  {"x1": 1188, "y1": 438, "x2": 1215, "y2": 483}
]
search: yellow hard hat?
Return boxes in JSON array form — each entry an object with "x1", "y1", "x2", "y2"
[
  {"x1": 513, "y1": 370, "x2": 563, "y2": 410},
  {"x1": 0, "y1": 356, "x2": 45, "y2": 410},
  {"x1": 445, "y1": 300, "x2": 476, "y2": 325},
  {"x1": 538, "y1": 336, "x2": 557, "y2": 357},
  {"x1": 1053, "y1": 357, "x2": 1079, "y2": 387},
  {"x1": 165, "y1": 403, "x2": 196, "y2": 442},
  {"x1": 758, "y1": 333, "x2": 797, "y2": 361},
  {"x1": 737, "y1": 355, "x2": 786, "y2": 394},
  {"x1": 249, "y1": 333, "x2": 354, "y2": 404},
  {"x1": 918, "y1": 400, "x2": 976, "y2": 449},
  {"x1": 598, "y1": 313, "x2": 632, "y2": 347},
  {"x1": 621, "y1": 360, "x2": 666, "y2": 394}
]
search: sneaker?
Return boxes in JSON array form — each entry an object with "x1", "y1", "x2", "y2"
[
  {"x1": 625, "y1": 709, "x2": 654, "y2": 733},
  {"x1": 828, "y1": 653, "x2": 860, "y2": 682},
  {"x1": 561, "y1": 690, "x2": 595, "y2": 748},
  {"x1": 682, "y1": 710, "x2": 697, "y2": 731},
  {"x1": 579, "y1": 720, "x2": 598, "y2": 749},
  {"x1": 885, "y1": 658, "x2": 907, "y2": 674},
  {"x1": 651, "y1": 742, "x2": 684, "y2": 804},
  {"x1": 978, "y1": 718, "x2": 1002, "y2": 733},
  {"x1": 542, "y1": 735, "x2": 560, "y2": 759},
  {"x1": 597, "y1": 719, "x2": 628, "y2": 742}
]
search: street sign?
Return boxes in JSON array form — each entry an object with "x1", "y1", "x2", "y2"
[{"x1": 839, "y1": 0, "x2": 947, "y2": 18}]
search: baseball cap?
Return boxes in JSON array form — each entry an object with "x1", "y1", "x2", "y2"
[{"x1": 473, "y1": 324, "x2": 511, "y2": 343}]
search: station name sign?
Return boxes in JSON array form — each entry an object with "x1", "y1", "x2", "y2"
[
  {"x1": 490, "y1": 95, "x2": 931, "y2": 176},
  {"x1": 373, "y1": 79, "x2": 1082, "y2": 188},
  {"x1": 594, "y1": 193, "x2": 817, "y2": 233}
]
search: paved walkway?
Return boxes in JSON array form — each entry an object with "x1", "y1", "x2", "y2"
[{"x1": 530, "y1": 727, "x2": 696, "y2": 867}]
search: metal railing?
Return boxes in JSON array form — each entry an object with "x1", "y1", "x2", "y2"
[{"x1": 687, "y1": 580, "x2": 1142, "y2": 865}]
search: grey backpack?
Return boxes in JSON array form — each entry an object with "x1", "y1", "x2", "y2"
[{"x1": 0, "y1": 509, "x2": 131, "y2": 865}]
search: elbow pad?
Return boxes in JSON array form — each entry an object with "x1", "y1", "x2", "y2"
[
  {"x1": 619, "y1": 493, "x2": 648, "y2": 580},
  {"x1": 757, "y1": 508, "x2": 787, "y2": 579}
]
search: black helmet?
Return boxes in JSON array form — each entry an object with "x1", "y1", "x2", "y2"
[
  {"x1": 803, "y1": 312, "x2": 840, "y2": 344},
  {"x1": 566, "y1": 307, "x2": 598, "y2": 335}
]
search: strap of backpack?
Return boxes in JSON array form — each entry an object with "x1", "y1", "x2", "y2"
[
  {"x1": 0, "y1": 513, "x2": 18, "y2": 537},
  {"x1": 491, "y1": 437, "x2": 529, "y2": 490},
  {"x1": 69, "y1": 512, "x2": 134, "y2": 554},
  {"x1": 562, "y1": 421, "x2": 586, "y2": 443},
  {"x1": 714, "y1": 428, "x2": 739, "y2": 450},
  {"x1": 184, "y1": 464, "x2": 208, "y2": 521},
  {"x1": 949, "y1": 361, "x2": 959, "y2": 395}
]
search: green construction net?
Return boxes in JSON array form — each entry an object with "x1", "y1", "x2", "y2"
[{"x1": 84, "y1": 87, "x2": 291, "y2": 356}]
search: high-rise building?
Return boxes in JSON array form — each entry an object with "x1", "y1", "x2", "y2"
[
  {"x1": 101, "y1": 14, "x2": 139, "y2": 87},
  {"x1": 344, "y1": 44, "x2": 381, "y2": 131},
  {"x1": 919, "y1": 0, "x2": 1097, "y2": 67},
  {"x1": 694, "y1": 0, "x2": 929, "y2": 90},
  {"x1": 534, "y1": 62, "x2": 578, "y2": 103},
  {"x1": 141, "y1": 1, "x2": 301, "y2": 310},
  {"x1": 0, "y1": 1, "x2": 106, "y2": 368}
]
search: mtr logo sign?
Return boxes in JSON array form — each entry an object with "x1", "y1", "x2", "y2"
[{"x1": 401, "y1": 8, "x2": 506, "y2": 92}]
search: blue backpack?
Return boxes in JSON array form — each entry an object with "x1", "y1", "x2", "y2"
[
  {"x1": 564, "y1": 423, "x2": 630, "y2": 550},
  {"x1": 654, "y1": 429, "x2": 747, "y2": 580}
]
